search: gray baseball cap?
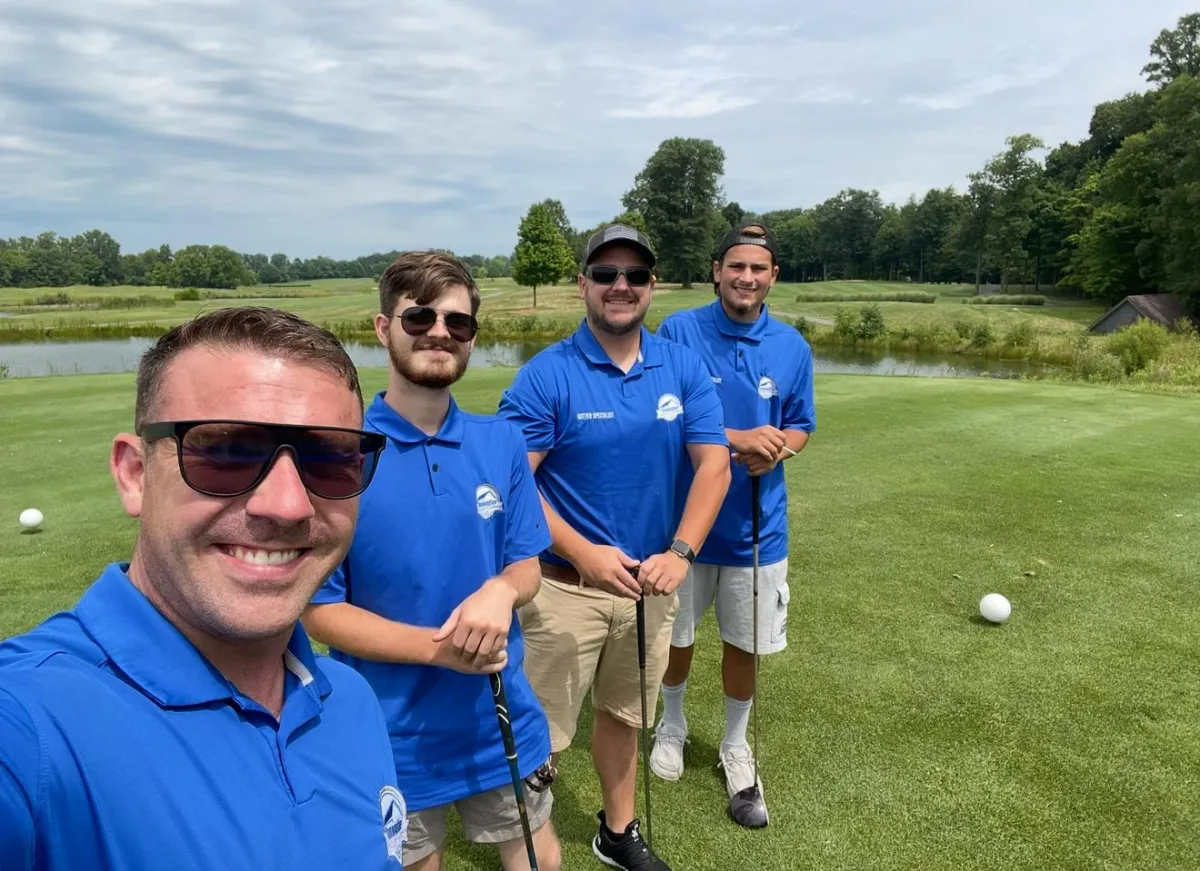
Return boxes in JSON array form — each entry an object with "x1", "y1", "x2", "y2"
[{"x1": 581, "y1": 224, "x2": 656, "y2": 268}]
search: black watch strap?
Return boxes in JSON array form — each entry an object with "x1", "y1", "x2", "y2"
[{"x1": 669, "y1": 538, "x2": 696, "y2": 564}]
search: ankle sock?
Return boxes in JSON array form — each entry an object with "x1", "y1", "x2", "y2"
[
  {"x1": 722, "y1": 695, "x2": 753, "y2": 751},
  {"x1": 660, "y1": 680, "x2": 687, "y2": 728}
]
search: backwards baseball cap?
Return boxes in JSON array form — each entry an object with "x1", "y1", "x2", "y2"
[
  {"x1": 716, "y1": 222, "x2": 779, "y2": 264},
  {"x1": 581, "y1": 223, "x2": 656, "y2": 268}
]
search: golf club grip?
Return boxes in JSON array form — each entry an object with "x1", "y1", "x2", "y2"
[
  {"x1": 490, "y1": 673, "x2": 539, "y2": 870},
  {"x1": 636, "y1": 598, "x2": 647, "y2": 665}
]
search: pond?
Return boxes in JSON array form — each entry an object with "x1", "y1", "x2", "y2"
[{"x1": 0, "y1": 337, "x2": 1049, "y2": 381}]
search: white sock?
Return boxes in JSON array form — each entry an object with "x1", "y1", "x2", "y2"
[
  {"x1": 722, "y1": 696, "x2": 753, "y2": 751},
  {"x1": 660, "y1": 680, "x2": 687, "y2": 728}
]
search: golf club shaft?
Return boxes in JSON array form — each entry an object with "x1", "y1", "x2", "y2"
[
  {"x1": 490, "y1": 672, "x2": 539, "y2": 871},
  {"x1": 751, "y1": 475, "x2": 760, "y2": 790},
  {"x1": 636, "y1": 595, "x2": 652, "y2": 850}
]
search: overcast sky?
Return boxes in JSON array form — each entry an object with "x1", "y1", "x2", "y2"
[{"x1": 0, "y1": 0, "x2": 1193, "y2": 259}]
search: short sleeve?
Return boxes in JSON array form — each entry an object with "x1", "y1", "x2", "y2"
[
  {"x1": 496, "y1": 363, "x2": 560, "y2": 452},
  {"x1": 311, "y1": 560, "x2": 349, "y2": 605},
  {"x1": 503, "y1": 427, "x2": 552, "y2": 565},
  {"x1": 680, "y1": 351, "x2": 728, "y2": 446},
  {"x1": 782, "y1": 341, "x2": 816, "y2": 433},
  {"x1": 0, "y1": 686, "x2": 38, "y2": 868}
]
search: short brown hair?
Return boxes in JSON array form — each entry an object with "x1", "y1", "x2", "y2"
[
  {"x1": 378, "y1": 251, "x2": 480, "y2": 318},
  {"x1": 134, "y1": 306, "x2": 363, "y2": 430}
]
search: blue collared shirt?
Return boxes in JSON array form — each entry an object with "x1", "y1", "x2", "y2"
[
  {"x1": 0, "y1": 563, "x2": 405, "y2": 870},
  {"x1": 658, "y1": 299, "x2": 816, "y2": 566},
  {"x1": 496, "y1": 319, "x2": 728, "y2": 565},
  {"x1": 311, "y1": 392, "x2": 552, "y2": 813}
]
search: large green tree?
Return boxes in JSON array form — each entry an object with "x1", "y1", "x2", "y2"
[
  {"x1": 622, "y1": 137, "x2": 726, "y2": 287},
  {"x1": 511, "y1": 202, "x2": 575, "y2": 308}
]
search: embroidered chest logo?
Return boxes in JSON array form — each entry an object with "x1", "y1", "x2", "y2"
[
  {"x1": 476, "y1": 484, "x2": 504, "y2": 519},
  {"x1": 379, "y1": 785, "x2": 408, "y2": 863},
  {"x1": 655, "y1": 393, "x2": 684, "y2": 422},
  {"x1": 758, "y1": 376, "x2": 778, "y2": 400}
]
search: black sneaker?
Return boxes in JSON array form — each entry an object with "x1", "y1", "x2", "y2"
[{"x1": 591, "y1": 810, "x2": 672, "y2": 870}]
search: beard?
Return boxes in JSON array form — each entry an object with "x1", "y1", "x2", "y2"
[
  {"x1": 388, "y1": 335, "x2": 470, "y2": 389},
  {"x1": 585, "y1": 292, "x2": 648, "y2": 337}
]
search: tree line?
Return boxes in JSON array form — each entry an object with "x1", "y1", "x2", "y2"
[
  {"x1": 511, "y1": 12, "x2": 1200, "y2": 314},
  {"x1": 0, "y1": 231, "x2": 514, "y2": 292}
]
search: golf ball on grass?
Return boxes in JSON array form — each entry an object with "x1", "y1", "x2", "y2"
[
  {"x1": 979, "y1": 593, "x2": 1011, "y2": 624},
  {"x1": 19, "y1": 508, "x2": 43, "y2": 530}
]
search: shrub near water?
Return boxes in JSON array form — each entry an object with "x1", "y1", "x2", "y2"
[{"x1": 797, "y1": 302, "x2": 1200, "y2": 390}]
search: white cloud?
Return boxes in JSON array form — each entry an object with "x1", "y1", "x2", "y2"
[{"x1": 0, "y1": 0, "x2": 1195, "y2": 257}]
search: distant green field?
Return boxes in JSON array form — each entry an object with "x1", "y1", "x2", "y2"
[
  {"x1": 0, "y1": 278, "x2": 1106, "y2": 339},
  {"x1": 1, "y1": 369, "x2": 1197, "y2": 870}
]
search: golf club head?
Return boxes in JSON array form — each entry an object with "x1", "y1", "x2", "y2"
[{"x1": 729, "y1": 785, "x2": 768, "y2": 829}]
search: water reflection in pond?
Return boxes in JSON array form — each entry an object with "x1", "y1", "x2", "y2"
[{"x1": 0, "y1": 337, "x2": 1049, "y2": 381}]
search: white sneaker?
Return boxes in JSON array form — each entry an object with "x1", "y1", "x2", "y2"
[
  {"x1": 648, "y1": 719, "x2": 688, "y2": 781},
  {"x1": 718, "y1": 743, "x2": 763, "y2": 799}
]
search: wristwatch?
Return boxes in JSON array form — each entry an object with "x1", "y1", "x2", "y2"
[{"x1": 668, "y1": 539, "x2": 696, "y2": 564}]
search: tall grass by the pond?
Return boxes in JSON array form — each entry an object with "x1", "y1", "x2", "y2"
[
  {"x1": 795, "y1": 291, "x2": 937, "y2": 303},
  {"x1": 796, "y1": 304, "x2": 1200, "y2": 389},
  {"x1": 962, "y1": 294, "x2": 1047, "y2": 305}
]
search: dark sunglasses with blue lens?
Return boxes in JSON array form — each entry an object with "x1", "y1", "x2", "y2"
[{"x1": 138, "y1": 419, "x2": 387, "y2": 500}]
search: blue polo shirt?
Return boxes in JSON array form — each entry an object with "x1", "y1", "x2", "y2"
[
  {"x1": 496, "y1": 319, "x2": 727, "y2": 565},
  {"x1": 311, "y1": 392, "x2": 552, "y2": 813},
  {"x1": 0, "y1": 563, "x2": 405, "y2": 870},
  {"x1": 658, "y1": 299, "x2": 816, "y2": 567}
]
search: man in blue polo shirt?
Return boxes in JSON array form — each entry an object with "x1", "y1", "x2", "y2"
[
  {"x1": 650, "y1": 223, "x2": 816, "y2": 826},
  {"x1": 301, "y1": 251, "x2": 561, "y2": 871},
  {"x1": 0, "y1": 306, "x2": 405, "y2": 869},
  {"x1": 497, "y1": 225, "x2": 731, "y2": 871}
]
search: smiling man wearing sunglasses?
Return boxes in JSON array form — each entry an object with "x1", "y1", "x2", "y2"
[
  {"x1": 0, "y1": 306, "x2": 406, "y2": 869},
  {"x1": 302, "y1": 251, "x2": 561, "y2": 871},
  {"x1": 498, "y1": 225, "x2": 731, "y2": 870}
]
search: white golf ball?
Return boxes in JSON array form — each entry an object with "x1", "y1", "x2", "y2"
[
  {"x1": 19, "y1": 508, "x2": 43, "y2": 529},
  {"x1": 979, "y1": 593, "x2": 1011, "y2": 624}
]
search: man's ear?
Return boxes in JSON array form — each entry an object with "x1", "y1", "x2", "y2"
[{"x1": 110, "y1": 433, "x2": 148, "y2": 518}]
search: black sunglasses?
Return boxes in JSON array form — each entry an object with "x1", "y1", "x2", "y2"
[
  {"x1": 139, "y1": 420, "x2": 387, "y2": 501},
  {"x1": 398, "y1": 306, "x2": 478, "y2": 343},
  {"x1": 586, "y1": 265, "x2": 653, "y2": 286}
]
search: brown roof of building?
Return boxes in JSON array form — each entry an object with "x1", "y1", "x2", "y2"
[{"x1": 1090, "y1": 293, "x2": 1200, "y2": 331}]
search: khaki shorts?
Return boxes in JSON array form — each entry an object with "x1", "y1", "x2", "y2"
[
  {"x1": 403, "y1": 779, "x2": 554, "y2": 865},
  {"x1": 518, "y1": 575, "x2": 680, "y2": 752}
]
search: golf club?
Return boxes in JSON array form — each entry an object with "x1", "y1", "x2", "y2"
[
  {"x1": 636, "y1": 582, "x2": 654, "y2": 851},
  {"x1": 490, "y1": 672, "x2": 539, "y2": 870},
  {"x1": 729, "y1": 475, "x2": 769, "y2": 829}
]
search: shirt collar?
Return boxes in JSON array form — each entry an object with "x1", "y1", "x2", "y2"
[
  {"x1": 711, "y1": 298, "x2": 770, "y2": 342},
  {"x1": 571, "y1": 318, "x2": 663, "y2": 371},
  {"x1": 76, "y1": 562, "x2": 332, "y2": 711},
  {"x1": 365, "y1": 390, "x2": 465, "y2": 445}
]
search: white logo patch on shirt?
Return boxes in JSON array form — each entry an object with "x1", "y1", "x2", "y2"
[
  {"x1": 380, "y1": 785, "x2": 407, "y2": 862},
  {"x1": 476, "y1": 484, "x2": 504, "y2": 519},
  {"x1": 656, "y1": 393, "x2": 684, "y2": 422},
  {"x1": 758, "y1": 376, "x2": 778, "y2": 400}
]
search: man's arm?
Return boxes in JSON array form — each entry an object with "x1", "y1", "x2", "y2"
[
  {"x1": 639, "y1": 351, "x2": 732, "y2": 596},
  {"x1": 639, "y1": 442, "x2": 731, "y2": 595},
  {"x1": 302, "y1": 601, "x2": 506, "y2": 675}
]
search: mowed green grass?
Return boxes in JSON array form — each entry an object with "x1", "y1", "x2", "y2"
[
  {"x1": 2, "y1": 370, "x2": 1198, "y2": 870},
  {"x1": 0, "y1": 277, "x2": 1107, "y2": 336}
]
